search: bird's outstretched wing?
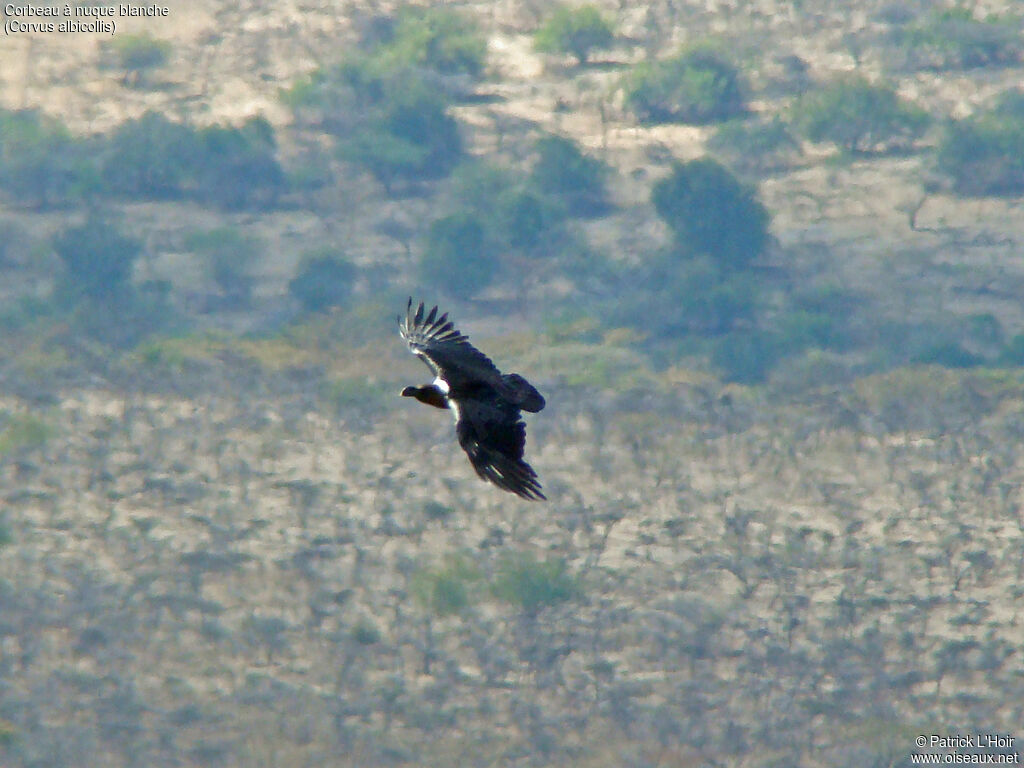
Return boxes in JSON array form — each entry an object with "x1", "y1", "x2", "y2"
[
  {"x1": 398, "y1": 299, "x2": 503, "y2": 389},
  {"x1": 455, "y1": 398, "x2": 545, "y2": 501}
]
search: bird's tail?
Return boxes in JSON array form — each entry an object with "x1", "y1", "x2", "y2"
[{"x1": 501, "y1": 373, "x2": 545, "y2": 413}]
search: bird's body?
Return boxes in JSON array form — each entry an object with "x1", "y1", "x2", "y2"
[{"x1": 398, "y1": 299, "x2": 546, "y2": 500}]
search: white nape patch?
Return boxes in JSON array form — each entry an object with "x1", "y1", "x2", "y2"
[{"x1": 432, "y1": 376, "x2": 450, "y2": 395}]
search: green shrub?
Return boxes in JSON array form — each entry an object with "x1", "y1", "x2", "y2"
[
  {"x1": 100, "y1": 113, "x2": 285, "y2": 209},
  {"x1": 285, "y1": 9, "x2": 478, "y2": 194},
  {"x1": 192, "y1": 117, "x2": 286, "y2": 210},
  {"x1": 936, "y1": 106, "x2": 1024, "y2": 196},
  {"x1": 623, "y1": 46, "x2": 746, "y2": 124},
  {"x1": 351, "y1": 619, "x2": 382, "y2": 645},
  {"x1": 106, "y1": 33, "x2": 171, "y2": 86},
  {"x1": 710, "y1": 329, "x2": 783, "y2": 384},
  {"x1": 0, "y1": 413, "x2": 52, "y2": 457},
  {"x1": 499, "y1": 189, "x2": 566, "y2": 252},
  {"x1": 633, "y1": 257, "x2": 759, "y2": 339},
  {"x1": 911, "y1": 342, "x2": 983, "y2": 368},
  {"x1": 534, "y1": 4, "x2": 615, "y2": 64},
  {"x1": 53, "y1": 213, "x2": 140, "y2": 302},
  {"x1": 288, "y1": 250, "x2": 355, "y2": 312},
  {"x1": 651, "y1": 158, "x2": 769, "y2": 270},
  {"x1": 384, "y1": 6, "x2": 487, "y2": 77},
  {"x1": 530, "y1": 135, "x2": 610, "y2": 215},
  {"x1": 421, "y1": 157, "x2": 582, "y2": 298},
  {"x1": 999, "y1": 334, "x2": 1024, "y2": 366},
  {"x1": 339, "y1": 79, "x2": 462, "y2": 191},
  {"x1": 896, "y1": 8, "x2": 1023, "y2": 71},
  {"x1": 0, "y1": 109, "x2": 94, "y2": 208},
  {"x1": 185, "y1": 228, "x2": 260, "y2": 307},
  {"x1": 411, "y1": 556, "x2": 480, "y2": 616},
  {"x1": 101, "y1": 111, "x2": 202, "y2": 199},
  {"x1": 791, "y1": 77, "x2": 930, "y2": 153},
  {"x1": 52, "y1": 216, "x2": 177, "y2": 346},
  {"x1": 491, "y1": 553, "x2": 580, "y2": 614},
  {"x1": 421, "y1": 212, "x2": 496, "y2": 300}
]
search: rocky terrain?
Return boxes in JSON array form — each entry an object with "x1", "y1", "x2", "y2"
[{"x1": 1, "y1": 0, "x2": 1023, "y2": 766}]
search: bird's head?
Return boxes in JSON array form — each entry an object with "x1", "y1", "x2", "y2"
[{"x1": 401, "y1": 384, "x2": 448, "y2": 409}]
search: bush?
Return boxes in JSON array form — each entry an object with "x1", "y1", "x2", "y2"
[
  {"x1": 418, "y1": 156, "x2": 588, "y2": 301},
  {"x1": 710, "y1": 330, "x2": 783, "y2": 384},
  {"x1": 288, "y1": 250, "x2": 355, "y2": 312},
  {"x1": 491, "y1": 553, "x2": 580, "y2": 614},
  {"x1": 0, "y1": 413, "x2": 52, "y2": 457},
  {"x1": 192, "y1": 117, "x2": 286, "y2": 210},
  {"x1": 0, "y1": 109, "x2": 94, "y2": 208},
  {"x1": 106, "y1": 33, "x2": 171, "y2": 86},
  {"x1": 790, "y1": 77, "x2": 930, "y2": 154},
  {"x1": 623, "y1": 46, "x2": 746, "y2": 125},
  {"x1": 499, "y1": 189, "x2": 566, "y2": 252},
  {"x1": 534, "y1": 4, "x2": 615, "y2": 65},
  {"x1": 53, "y1": 213, "x2": 141, "y2": 302},
  {"x1": 911, "y1": 342, "x2": 983, "y2": 368},
  {"x1": 411, "y1": 556, "x2": 480, "y2": 616},
  {"x1": 101, "y1": 111, "x2": 201, "y2": 199},
  {"x1": 633, "y1": 257, "x2": 759, "y2": 339},
  {"x1": 999, "y1": 334, "x2": 1024, "y2": 366},
  {"x1": 185, "y1": 228, "x2": 261, "y2": 307},
  {"x1": 284, "y1": 8, "x2": 480, "y2": 193},
  {"x1": 896, "y1": 8, "x2": 1023, "y2": 71},
  {"x1": 52, "y1": 214, "x2": 178, "y2": 345},
  {"x1": 338, "y1": 78, "x2": 463, "y2": 191},
  {"x1": 421, "y1": 212, "x2": 496, "y2": 300},
  {"x1": 530, "y1": 135, "x2": 610, "y2": 215},
  {"x1": 100, "y1": 113, "x2": 285, "y2": 209},
  {"x1": 936, "y1": 105, "x2": 1024, "y2": 196},
  {"x1": 383, "y1": 6, "x2": 487, "y2": 78},
  {"x1": 651, "y1": 158, "x2": 769, "y2": 270}
]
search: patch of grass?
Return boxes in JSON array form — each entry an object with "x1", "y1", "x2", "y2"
[
  {"x1": 491, "y1": 553, "x2": 581, "y2": 614},
  {"x1": 412, "y1": 555, "x2": 480, "y2": 616},
  {"x1": 0, "y1": 413, "x2": 52, "y2": 457}
]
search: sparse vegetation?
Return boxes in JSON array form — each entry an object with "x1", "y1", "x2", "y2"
[
  {"x1": 708, "y1": 116, "x2": 800, "y2": 173},
  {"x1": 3, "y1": 1, "x2": 1024, "y2": 766},
  {"x1": 895, "y1": 7, "x2": 1024, "y2": 71}
]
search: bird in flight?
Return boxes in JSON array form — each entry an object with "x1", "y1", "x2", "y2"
[{"x1": 398, "y1": 299, "x2": 546, "y2": 500}]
